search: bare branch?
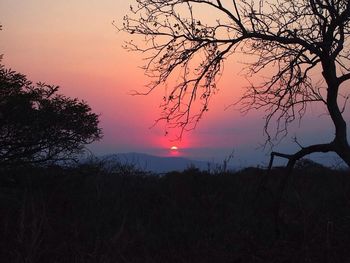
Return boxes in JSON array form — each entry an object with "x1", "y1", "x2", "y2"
[{"x1": 120, "y1": 0, "x2": 350, "y2": 168}]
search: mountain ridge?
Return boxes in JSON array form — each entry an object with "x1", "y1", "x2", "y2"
[{"x1": 100, "y1": 152, "x2": 235, "y2": 173}]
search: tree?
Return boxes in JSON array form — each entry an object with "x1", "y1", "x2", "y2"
[
  {"x1": 0, "y1": 66, "x2": 102, "y2": 166},
  {"x1": 120, "y1": 0, "x2": 350, "y2": 169},
  {"x1": 0, "y1": 24, "x2": 3, "y2": 62}
]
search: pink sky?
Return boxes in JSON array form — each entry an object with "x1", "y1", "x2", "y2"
[{"x1": 1, "y1": 0, "x2": 343, "y2": 166}]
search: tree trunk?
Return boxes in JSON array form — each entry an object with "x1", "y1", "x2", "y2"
[{"x1": 323, "y1": 60, "x2": 350, "y2": 167}]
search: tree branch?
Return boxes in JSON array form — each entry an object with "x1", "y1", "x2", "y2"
[{"x1": 268, "y1": 142, "x2": 335, "y2": 170}]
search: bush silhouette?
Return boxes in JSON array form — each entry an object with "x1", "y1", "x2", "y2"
[
  {"x1": 0, "y1": 164, "x2": 349, "y2": 262},
  {"x1": 0, "y1": 66, "x2": 102, "y2": 165}
]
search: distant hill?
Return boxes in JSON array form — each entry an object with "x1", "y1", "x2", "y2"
[{"x1": 100, "y1": 152, "x2": 235, "y2": 173}]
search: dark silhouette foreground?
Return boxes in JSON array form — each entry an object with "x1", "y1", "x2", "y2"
[{"x1": 0, "y1": 163, "x2": 349, "y2": 262}]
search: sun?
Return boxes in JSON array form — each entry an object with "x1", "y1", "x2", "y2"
[{"x1": 170, "y1": 146, "x2": 178, "y2": 151}]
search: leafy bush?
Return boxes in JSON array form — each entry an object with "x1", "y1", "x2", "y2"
[{"x1": 0, "y1": 66, "x2": 102, "y2": 166}]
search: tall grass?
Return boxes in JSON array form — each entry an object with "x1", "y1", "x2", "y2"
[{"x1": 0, "y1": 162, "x2": 349, "y2": 262}]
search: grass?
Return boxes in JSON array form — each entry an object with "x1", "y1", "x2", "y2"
[{"x1": 0, "y1": 162, "x2": 349, "y2": 262}]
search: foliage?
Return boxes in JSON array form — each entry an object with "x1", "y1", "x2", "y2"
[
  {"x1": 120, "y1": 0, "x2": 350, "y2": 168},
  {"x1": 0, "y1": 164, "x2": 349, "y2": 262},
  {"x1": 0, "y1": 66, "x2": 102, "y2": 165}
]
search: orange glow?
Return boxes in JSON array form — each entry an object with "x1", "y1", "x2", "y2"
[{"x1": 170, "y1": 146, "x2": 178, "y2": 150}]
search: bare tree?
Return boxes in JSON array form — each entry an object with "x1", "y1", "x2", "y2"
[{"x1": 119, "y1": 0, "x2": 350, "y2": 169}]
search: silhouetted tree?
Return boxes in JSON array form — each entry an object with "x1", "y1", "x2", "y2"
[
  {"x1": 120, "y1": 0, "x2": 350, "y2": 169},
  {"x1": 0, "y1": 66, "x2": 102, "y2": 165},
  {"x1": 0, "y1": 24, "x2": 3, "y2": 62}
]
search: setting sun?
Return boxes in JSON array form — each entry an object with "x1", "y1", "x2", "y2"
[{"x1": 170, "y1": 146, "x2": 178, "y2": 151}]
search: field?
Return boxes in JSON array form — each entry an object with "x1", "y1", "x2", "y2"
[{"x1": 0, "y1": 162, "x2": 349, "y2": 262}]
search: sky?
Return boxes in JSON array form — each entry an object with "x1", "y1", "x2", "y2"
[{"x1": 1, "y1": 0, "x2": 347, "y2": 167}]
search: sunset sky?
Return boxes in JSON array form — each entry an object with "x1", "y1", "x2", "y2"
[{"x1": 1, "y1": 0, "x2": 345, "y2": 167}]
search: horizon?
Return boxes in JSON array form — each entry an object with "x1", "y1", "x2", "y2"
[{"x1": 1, "y1": 0, "x2": 348, "y2": 168}]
